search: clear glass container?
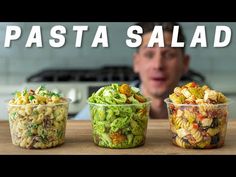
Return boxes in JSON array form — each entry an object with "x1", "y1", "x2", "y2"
[
  {"x1": 88, "y1": 101, "x2": 151, "y2": 148},
  {"x1": 7, "y1": 100, "x2": 70, "y2": 149},
  {"x1": 164, "y1": 98, "x2": 230, "y2": 149}
]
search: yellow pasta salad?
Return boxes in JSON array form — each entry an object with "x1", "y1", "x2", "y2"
[{"x1": 8, "y1": 86, "x2": 69, "y2": 149}]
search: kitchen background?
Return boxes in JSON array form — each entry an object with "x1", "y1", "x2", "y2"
[{"x1": 0, "y1": 22, "x2": 236, "y2": 119}]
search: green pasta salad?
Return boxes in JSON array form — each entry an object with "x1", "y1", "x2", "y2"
[{"x1": 88, "y1": 83, "x2": 151, "y2": 148}]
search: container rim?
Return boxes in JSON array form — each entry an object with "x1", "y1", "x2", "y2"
[
  {"x1": 164, "y1": 98, "x2": 233, "y2": 107},
  {"x1": 87, "y1": 99, "x2": 152, "y2": 107},
  {"x1": 6, "y1": 98, "x2": 71, "y2": 107}
]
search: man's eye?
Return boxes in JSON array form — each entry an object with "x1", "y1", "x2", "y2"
[
  {"x1": 163, "y1": 51, "x2": 176, "y2": 59},
  {"x1": 144, "y1": 52, "x2": 155, "y2": 59}
]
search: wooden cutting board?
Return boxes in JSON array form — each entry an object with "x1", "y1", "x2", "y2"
[{"x1": 1, "y1": 119, "x2": 236, "y2": 155}]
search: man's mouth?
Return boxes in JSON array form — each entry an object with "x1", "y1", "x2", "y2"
[
  {"x1": 149, "y1": 76, "x2": 168, "y2": 87},
  {"x1": 150, "y1": 76, "x2": 167, "y2": 82}
]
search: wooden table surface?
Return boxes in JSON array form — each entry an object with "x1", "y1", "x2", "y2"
[{"x1": 1, "y1": 119, "x2": 236, "y2": 155}]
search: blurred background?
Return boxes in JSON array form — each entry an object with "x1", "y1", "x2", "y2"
[{"x1": 0, "y1": 22, "x2": 236, "y2": 119}]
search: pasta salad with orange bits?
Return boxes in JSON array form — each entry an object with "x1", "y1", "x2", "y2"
[{"x1": 165, "y1": 82, "x2": 229, "y2": 149}]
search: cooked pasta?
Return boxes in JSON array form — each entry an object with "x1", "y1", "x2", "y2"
[
  {"x1": 175, "y1": 136, "x2": 189, "y2": 148},
  {"x1": 189, "y1": 127, "x2": 203, "y2": 143},
  {"x1": 165, "y1": 82, "x2": 229, "y2": 149},
  {"x1": 174, "y1": 117, "x2": 191, "y2": 129},
  {"x1": 8, "y1": 86, "x2": 69, "y2": 149}
]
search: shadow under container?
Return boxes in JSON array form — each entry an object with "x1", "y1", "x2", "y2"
[
  {"x1": 8, "y1": 101, "x2": 70, "y2": 149},
  {"x1": 164, "y1": 98, "x2": 230, "y2": 149},
  {"x1": 88, "y1": 101, "x2": 151, "y2": 148}
]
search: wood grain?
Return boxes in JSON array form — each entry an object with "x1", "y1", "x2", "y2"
[{"x1": 1, "y1": 119, "x2": 236, "y2": 155}]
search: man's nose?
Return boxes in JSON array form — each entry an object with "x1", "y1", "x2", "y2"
[{"x1": 152, "y1": 53, "x2": 164, "y2": 70}]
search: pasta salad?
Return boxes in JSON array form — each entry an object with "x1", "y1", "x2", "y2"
[
  {"x1": 8, "y1": 86, "x2": 69, "y2": 149},
  {"x1": 88, "y1": 83, "x2": 151, "y2": 148},
  {"x1": 165, "y1": 82, "x2": 229, "y2": 149}
]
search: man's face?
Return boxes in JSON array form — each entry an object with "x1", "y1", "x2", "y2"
[{"x1": 133, "y1": 31, "x2": 189, "y2": 98}]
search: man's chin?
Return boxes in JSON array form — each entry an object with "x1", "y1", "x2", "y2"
[
  {"x1": 148, "y1": 83, "x2": 169, "y2": 97},
  {"x1": 149, "y1": 80, "x2": 167, "y2": 89},
  {"x1": 148, "y1": 88, "x2": 167, "y2": 98}
]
